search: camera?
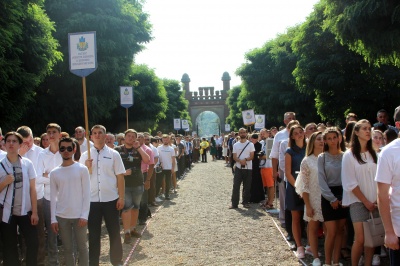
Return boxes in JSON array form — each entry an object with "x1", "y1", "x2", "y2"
[
  {"x1": 241, "y1": 165, "x2": 246, "y2": 169},
  {"x1": 258, "y1": 151, "x2": 265, "y2": 157}
]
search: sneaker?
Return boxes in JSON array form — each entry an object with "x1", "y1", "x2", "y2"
[
  {"x1": 173, "y1": 189, "x2": 177, "y2": 194},
  {"x1": 312, "y1": 258, "x2": 321, "y2": 266},
  {"x1": 124, "y1": 233, "x2": 132, "y2": 244},
  {"x1": 130, "y1": 229, "x2": 142, "y2": 238},
  {"x1": 358, "y1": 255, "x2": 364, "y2": 266},
  {"x1": 372, "y1": 254, "x2": 381, "y2": 266},
  {"x1": 296, "y1": 246, "x2": 305, "y2": 259},
  {"x1": 305, "y1": 245, "x2": 322, "y2": 256},
  {"x1": 155, "y1": 197, "x2": 163, "y2": 203}
]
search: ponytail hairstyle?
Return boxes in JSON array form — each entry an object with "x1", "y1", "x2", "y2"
[{"x1": 350, "y1": 119, "x2": 377, "y2": 164}]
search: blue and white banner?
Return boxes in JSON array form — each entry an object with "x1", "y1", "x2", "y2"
[
  {"x1": 120, "y1": 86, "x2": 133, "y2": 108},
  {"x1": 174, "y1": 118, "x2": 181, "y2": 130},
  {"x1": 242, "y1": 109, "x2": 255, "y2": 126},
  {"x1": 68, "y1": 31, "x2": 97, "y2": 77},
  {"x1": 182, "y1": 119, "x2": 189, "y2": 130},
  {"x1": 254, "y1": 114, "x2": 265, "y2": 130}
]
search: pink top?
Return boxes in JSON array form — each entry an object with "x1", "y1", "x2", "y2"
[{"x1": 141, "y1": 144, "x2": 154, "y2": 173}]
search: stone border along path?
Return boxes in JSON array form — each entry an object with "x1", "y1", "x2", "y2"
[{"x1": 94, "y1": 159, "x2": 391, "y2": 266}]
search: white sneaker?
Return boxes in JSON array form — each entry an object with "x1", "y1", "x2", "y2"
[
  {"x1": 296, "y1": 246, "x2": 305, "y2": 259},
  {"x1": 305, "y1": 245, "x2": 322, "y2": 256},
  {"x1": 372, "y1": 254, "x2": 381, "y2": 266},
  {"x1": 155, "y1": 197, "x2": 162, "y2": 203},
  {"x1": 358, "y1": 255, "x2": 364, "y2": 266},
  {"x1": 312, "y1": 258, "x2": 321, "y2": 266}
]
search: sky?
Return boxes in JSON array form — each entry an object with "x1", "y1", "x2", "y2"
[{"x1": 135, "y1": 0, "x2": 320, "y2": 92}]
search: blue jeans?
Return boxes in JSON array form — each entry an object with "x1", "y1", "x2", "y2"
[
  {"x1": 231, "y1": 168, "x2": 252, "y2": 206},
  {"x1": 57, "y1": 216, "x2": 88, "y2": 266},
  {"x1": 123, "y1": 185, "x2": 144, "y2": 211},
  {"x1": 44, "y1": 198, "x2": 59, "y2": 265}
]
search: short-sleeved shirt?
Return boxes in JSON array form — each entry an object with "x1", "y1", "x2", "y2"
[
  {"x1": 140, "y1": 144, "x2": 154, "y2": 173},
  {"x1": 114, "y1": 145, "x2": 143, "y2": 187},
  {"x1": 157, "y1": 145, "x2": 175, "y2": 170},
  {"x1": 233, "y1": 140, "x2": 255, "y2": 169},
  {"x1": 375, "y1": 139, "x2": 400, "y2": 236},
  {"x1": 80, "y1": 145, "x2": 126, "y2": 202}
]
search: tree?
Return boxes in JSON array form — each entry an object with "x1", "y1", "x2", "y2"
[
  {"x1": 325, "y1": 0, "x2": 400, "y2": 66},
  {"x1": 225, "y1": 85, "x2": 247, "y2": 131},
  {"x1": 23, "y1": 0, "x2": 152, "y2": 134},
  {"x1": 293, "y1": 0, "x2": 400, "y2": 126},
  {"x1": 0, "y1": 0, "x2": 61, "y2": 131},
  {"x1": 156, "y1": 79, "x2": 191, "y2": 134},
  {"x1": 102, "y1": 64, "x2": 168, "y2": 133},
  {"x1": 236, "y1": 27, "x2": 318, "y2": 127}
]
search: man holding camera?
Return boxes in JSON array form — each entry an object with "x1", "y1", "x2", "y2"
[{"x1": 229, "y1": 128, "x2": 255, "y2": 209}]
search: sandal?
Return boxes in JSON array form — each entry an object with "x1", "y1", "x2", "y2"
[{"x1": 340, "y1": 248, "x2": 351, "y2": 260}]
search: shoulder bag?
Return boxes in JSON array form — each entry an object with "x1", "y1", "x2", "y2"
[{"x1": 363, "y1": 212, "x2": 385, "y2": 247}]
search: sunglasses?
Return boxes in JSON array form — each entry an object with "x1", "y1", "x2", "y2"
[{"x1": 59, "y1": 146, "x2": 73, "y2": 152}]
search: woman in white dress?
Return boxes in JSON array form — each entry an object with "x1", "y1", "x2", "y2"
[{"x1": 295, "y1": 131, "x2": 324, "y2": 266}]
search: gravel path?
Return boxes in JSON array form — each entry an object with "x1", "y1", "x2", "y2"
[{"x1": 125, "y1": 160, "x2": 299, "y2": 266}]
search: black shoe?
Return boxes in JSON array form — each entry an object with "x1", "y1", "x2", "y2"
[
  {"x1": 286, "y1": 235, "x2": 294, "y2": 242},
  {"x1": 139, "y1": 220, "x2": 146, "y2": 225}
]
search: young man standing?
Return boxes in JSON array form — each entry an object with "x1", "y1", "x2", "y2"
[
  {"x1": 114, "y1": 129, "x2": 149, "y2": 244},
  {"x1": 80, "y1": 125, "x2": 126, "y2": 266},
  {"x1": 229, "y1": 128, "x2": 255, "y2": 209},
  {"x1": 36, "y1": 123, "x2": 63, "y2": 266},
  {"x1": 50, "y1": 137, "x2": 90, "y2": 266},
  {"x1": 156, "y1": 134, "x2": 175, "y2": 200}
]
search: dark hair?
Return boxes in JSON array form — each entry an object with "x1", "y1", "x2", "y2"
[
  {"x1": 322, "y1": 127, "x2": 340, "y2": 152},
  {"x1": 384, "y1": 129, "x2": 398, "y2": 145},
  {"x1": 251, "y1": 133, "x2": 258, "y2": 139},
  {"x1": 72, "y1": 138, "x2": 81, "y2": 161},
  {"x1": 288, "y1": 125, "x2": 306, "y2": 148},
  {"x1": 344, "y1": 121, "x2": 356, "y2": 144},
  {"x1": 58, "y1": 137, "x2": 76, "y2": 149},
  {"x1": 350, "y1": 119, "x2": 377, "y2": 164},
  {"x1": 4, "y1": 132, "x2": 23, "y2": 144},
  {"x1": 337, "y1": 128, "x2": 346, "y2": 152},
  {"x1": 40, "y1": 133, "x2": 48, "y2": 148},
  {"x1": 46, "y1": 123, "x2": 61, "y2": 133},
  {"x1": 16, "y1": 126, "x2": 32, "y2": 138}
]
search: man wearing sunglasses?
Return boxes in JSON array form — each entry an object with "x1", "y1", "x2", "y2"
[{"x1": 49, "y1": 137, "x2": 90, "y2": 266}]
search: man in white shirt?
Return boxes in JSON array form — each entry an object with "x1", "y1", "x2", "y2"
[
  {"x1": 50, "y1": 137, "x2": 90, "y2": 266},
  {"x1": 156, "y1": 134, "x2": 175, "y2": 200},
  {"x1": 80, "y1": 125, "x2": 125, "y2": 266},
  {"x1": 36, "y1": 123, "x2": 63, "y2": 266},
  {"x1": 74, "y1": 126, "x2": 94, "y2": 154},
  {"x1": 270, "y1": 112, "x2": 296, "y2": 225},
  {"x1": 16, "y1": 126, "x2": 46, "y2": 265},
  {"x1": 376, "y1": 108, "x2": 400, "y2": 265},
  {"x1": 229, "y1": 128, "x2": 255, "y2": 209}
]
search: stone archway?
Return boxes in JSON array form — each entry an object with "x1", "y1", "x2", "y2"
[{"x1": 195, "y1": 111, "x2": 221, "y2": 138}]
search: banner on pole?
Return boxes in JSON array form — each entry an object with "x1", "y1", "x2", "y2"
[
  {"x1": 68, "y1": 31, "x2": 97, "y2": 77},
  {"x1": 174, "y1": 119, "x2": 181, "y2": 130},
  {"x1": 225, "y1": 124, "x2": 230, "y2": 132},
  {"x1": 242, "y1": 109, "x2": 255, "y2": 126},
  {"x1": 254, "y1": 114, "x2": 265, "y2": 130},
  {"x1": 120, "y1": 86, "x2": 133, "y2": 108},
  {"x1": 181, "y1": 120, "x2": 189, "y2": 130}
]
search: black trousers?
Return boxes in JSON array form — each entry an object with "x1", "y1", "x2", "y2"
[
  {"x1": 1, "y1": 215, "x2": 38, "y2": 266},
  {"x1": 155, "y1": 170, "x2": 172, "y2": 198},
  {"x1": 88, "y1": 200, "x2": 122, "y2": 266}
]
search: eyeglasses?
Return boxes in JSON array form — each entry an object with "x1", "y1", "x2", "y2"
[{"x1": 59, "y1": 146, "x2": 73, "y2": 152}]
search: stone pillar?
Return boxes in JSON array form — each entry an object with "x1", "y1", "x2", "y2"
[
  {"x1": 210, "y1": 87, "x2": 214, "y2": 99},
  {"x1": 181, "y1": 73, "x2": 191, "y2": 101},
  {"x1": 221, "y1": 72, "x2": 231, "y2": 91}
]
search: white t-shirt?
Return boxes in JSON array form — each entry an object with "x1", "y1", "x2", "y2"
[
  {"x1": 375, "y1": 139, "x2": 400, "y2": 237},
  {"x1": 50, "y1": 162, "x2": 91, "y2": 223},
  {"x1": 269, "y1": 128, "x2": 289, "y2": 159},
  {"x1": 233, "y1": 140, "x2": 255, "y2": 169},
  {"x1": 157, "y1": 145, "x2": 175, "y2": 170}
]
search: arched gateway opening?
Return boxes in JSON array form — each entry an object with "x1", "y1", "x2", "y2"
[{"x1": 181, "y1": 72, "x2": 231, "y2": 138}]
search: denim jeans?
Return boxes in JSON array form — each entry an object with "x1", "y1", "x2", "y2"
[
  {"x1": 1, "y1": 215, "x2": 38, "y2": 266},
  {"x1": 138, "y1": 173, "x2": 149, "y2": 222},
  {"x1": 44, "y1": 198, "x2": 59, "y2": 265},
  {"x1": 231, "y1": 168, "x2": 252, "y2": 206},
  {"x1": 57, "y1": 216, "x2": 88, "y2": 266},
  {"x1": 88, "y1": 199, "x2": 122, "y2": 266}
]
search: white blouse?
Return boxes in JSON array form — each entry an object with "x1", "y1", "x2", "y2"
[{"x1": 341, "y1": 150, "x2": 377, "y2": 206}]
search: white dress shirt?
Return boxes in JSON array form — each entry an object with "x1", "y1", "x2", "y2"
[
  {"x1": 36, "y1": 148, "x2": 63, "y2": 200},
  {"x1": 50, "y1": 162, "x2": 91, "y2": 223},
  {"x1": 22, "y1": 144, "x2": 44, "y2": 199},
  {"x1": 79, "y1": 145, "x2": 125, "y2": 202},
  {"x1": 269, "y1": 128, "x2": 289, "y2": 159}
]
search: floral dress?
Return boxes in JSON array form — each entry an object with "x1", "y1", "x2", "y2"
[{"x1": 295, "y1": 154, "x2": 324, "y2": 222}]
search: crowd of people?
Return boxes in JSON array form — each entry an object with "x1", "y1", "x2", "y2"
[
  {"x1": 0, "y1": 124, "x2": 209, "y2": 266},
  {"x1": 224, "y1": 108, "x2": 400, "y2": 266},
  {"x1": 1, "y1": 107, "x2": 400, "y2": 266}
]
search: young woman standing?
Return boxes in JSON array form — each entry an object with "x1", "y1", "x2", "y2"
[
  {"x1": 295, "y1": 131, "x2": 324, "y2": 266},
  {"x1": 318, "y1": 127, "x2": 348, "y2": 266},
  {"x1": 285, "y1": 125, "x2": 306, "y2": 259},
  {"x1": 342, "y1": 119, "x2": 378, "y2": 266}
]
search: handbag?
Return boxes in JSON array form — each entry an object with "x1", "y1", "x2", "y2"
[{"x1": 363, "y1": 212, "x2": 385, "y2": 247}]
